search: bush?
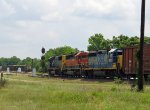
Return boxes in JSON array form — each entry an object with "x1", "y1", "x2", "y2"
[{"x1": 114, "y1": 77, "x2": 123, "y2": 84}]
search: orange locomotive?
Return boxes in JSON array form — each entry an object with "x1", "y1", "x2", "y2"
[{"x1": 48, "y1": 51, "x2": 88, "y2": 77}]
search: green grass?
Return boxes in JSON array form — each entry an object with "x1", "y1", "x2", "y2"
[{"x1": 0, "y1": 74, "x2": 150, "y2": 110}]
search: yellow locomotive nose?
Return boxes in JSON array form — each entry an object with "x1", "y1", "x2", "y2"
[
  {"x1": 112, "y1": 63, "x2": 117, "y2": 69},
  {"x1": 117, "y1": 55, "x2": 123, "y2": 69},
  {"x1": 62, "y1": 55, "x2": 66, "y2": 65}
]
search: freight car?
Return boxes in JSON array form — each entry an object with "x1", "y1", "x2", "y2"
[{"x1": 123, "y1": 44, "x2": 150, "y2": 80}]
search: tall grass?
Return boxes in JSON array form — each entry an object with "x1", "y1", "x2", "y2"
[
  {"x1": 0, "y1": 73, "x2": 7, "y2": 88},
  {"x1": 0, "y1": 74, "x2": 150, "y2": 110}
]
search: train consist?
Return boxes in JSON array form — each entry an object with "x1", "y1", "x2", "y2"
[{"x1": 48, "y1": 44, "x2": 150, "y2": 79}]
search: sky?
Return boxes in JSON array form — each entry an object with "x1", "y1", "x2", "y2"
[{"x1": 0, "y1": 0, "x2": 150, "y2": 59}]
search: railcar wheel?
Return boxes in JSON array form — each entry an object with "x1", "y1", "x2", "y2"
[
  {"x1": 127, "y1": 75, "x2": 131, "y2": 80},
  {"x1": 88, "y1": 70, "x2": 93, "y2": 79}
]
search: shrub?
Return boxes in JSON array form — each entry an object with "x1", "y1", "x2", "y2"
[{"x1": 114, "y1": 77, "x2": 123, "y2": 84}]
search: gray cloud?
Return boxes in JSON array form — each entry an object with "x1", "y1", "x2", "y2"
[{"x1": 0, "y1": 0, "x2": 149, "y2": 59}]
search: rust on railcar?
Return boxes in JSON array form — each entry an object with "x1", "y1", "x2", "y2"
[{"x1": 123, "y1": 44, "x2": 150, "y2": 75}]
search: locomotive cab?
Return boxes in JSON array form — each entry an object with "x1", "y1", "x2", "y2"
[
  {"x1": 108, "y1": 49, "x2": 123, "y2": 69},
  {"x1": 75, "y1": 52, "x2": 88, "y2": 67},
  {"x1": 48, "y1": 56, "x2": 55, "y2": 68}
]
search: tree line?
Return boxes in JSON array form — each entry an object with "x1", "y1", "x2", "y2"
[
  {"x1": 88, "y1": 34, "x2": 150, "y2": 51},
  {"x1": 0, "y1": 56, "x2": 41, "y2": 72}
]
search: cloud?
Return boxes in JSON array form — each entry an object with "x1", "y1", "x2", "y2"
[
  {"x1": 0, "y1": 0, "x2": 16, "y2": 18},
  {"x1": 16, "y1": 20, "x2": 42, "y2": 29},
  {"x1": 73, "y1": 0, "x2": 139, "y2": 20},
  {"x1": 41, "y1": 12, "x2": 63, "y2": 22},
  {"x1": 0, "y1": 0, "x2": 149, "y2": 58}
]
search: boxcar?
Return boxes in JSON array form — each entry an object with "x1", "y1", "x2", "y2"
[{"x1": 123, "y1": 44, "x2": 150, "y2": 78}]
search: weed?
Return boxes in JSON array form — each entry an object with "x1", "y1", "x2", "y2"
[
  {"x1": 130, "y1": 79, "x2": 137, "y2": 91},
  {"x1": 110, "y1": 86, "x2": 117, "y2": 91},
  {"x1": 0, "y1": 78, "x2": 7, "y2": 88},
  {"x1": 114, "y1": 77, "x2": 123, "y2": 84}
]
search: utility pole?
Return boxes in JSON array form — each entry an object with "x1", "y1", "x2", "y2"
[{"x1": 138, "y1": 0, "x2": 146, "y2": 91}]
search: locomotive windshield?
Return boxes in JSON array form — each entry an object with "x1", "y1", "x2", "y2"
[
  {"x1": 88, "y1": 51, "x2": 97, "y2": 57},
  {"x1": 66, "y1": 54, "x2": 74, "y2": 60},
  {"x1": 108, "y1": 49, "x2": 122, "y2": 63}
]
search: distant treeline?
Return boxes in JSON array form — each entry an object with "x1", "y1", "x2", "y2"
[{"x1": 0, "y1": 57, "x2": 41, "y2": 72}]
